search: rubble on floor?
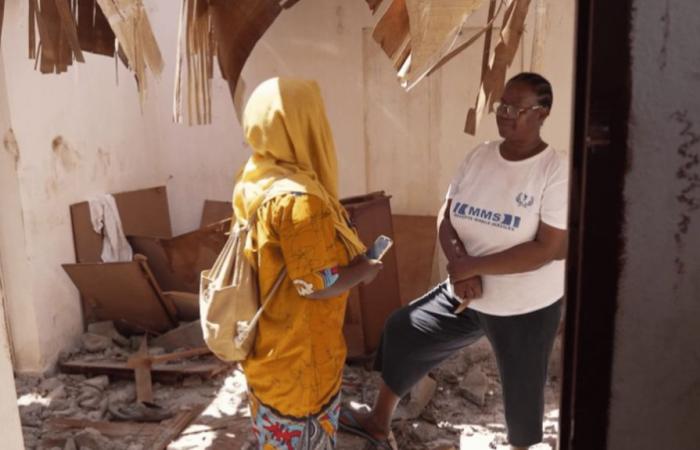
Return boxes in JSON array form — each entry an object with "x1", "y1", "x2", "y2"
[{"x1": 16, "y1": 326, "x2": 561, "y2": 449}]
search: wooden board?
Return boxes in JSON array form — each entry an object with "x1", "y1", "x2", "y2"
[
  {"x1": 59, "y1": 358, "x2": 229, "y2": 381},
  {"x1": 70, "y1": 186, "x2": 172, "y2": 264},
  {"x1": 62, "y1": 260, "x2": 176, "y2": 333},
  {"x1": 392, "y1": 215, "x2": 437, "y2": 305},
  {"x1": 341, "y1": 192, "x2": 402, "y2": 355},
  {"x1": 200, "y1": 200, "x2": 233, "y2": 227},
  {"x1": 163, "y1": 292, "x2": 200, "y2": 322},
  {"x1": 210, "y1": 0, "x2": 283, "y2": 103},
  {"x1": 343, "y1": 288, "x2": 366, "y2": 360},
  {"x1": 130, "y1": 219, "x2": 229, "y2": 293}
]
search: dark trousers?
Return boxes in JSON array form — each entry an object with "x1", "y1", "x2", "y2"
[{"x1": 375, "y1": 282, "x2": 561, "y2": 447}]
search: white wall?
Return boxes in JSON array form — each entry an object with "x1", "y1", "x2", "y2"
[
  {"x1": 0, "y1": 0, "x2": 574, "y2": 372},
  {"x1": 1, "y1": 2, "x2": 168, "y2": 372},
  {"x1": 0, "y1": 51, "x2": 28, "y2": 449},
  {"x1": 608, "y1": 1, "x2": 700, "y2": 448}
]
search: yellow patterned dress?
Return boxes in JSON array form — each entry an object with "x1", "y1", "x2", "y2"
[{"x1": 243, "y1": 192, "x2": 350, "y2": 449}]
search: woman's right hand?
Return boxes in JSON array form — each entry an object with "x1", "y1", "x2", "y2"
[
  {"x1": 359, "y1": 257, "x2": 383, "y2": 285},
  {"x1": 454, "y1": 276, "x2": 483, "y2": 300}
]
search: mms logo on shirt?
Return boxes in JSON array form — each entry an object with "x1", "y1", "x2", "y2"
[
  {"x1": 452, "y1": 202, "x2": 521, "y2": 230},
  {"x1": 516, "y1": 193, "x2": 535, "y2": 208}
]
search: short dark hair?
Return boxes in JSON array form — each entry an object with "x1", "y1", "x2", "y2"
[{"x1": 507, "y1": 72, "x2": 553, "y2": 109}]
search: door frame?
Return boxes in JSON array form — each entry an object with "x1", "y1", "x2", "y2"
[{"x1": 558, "y1": 0, "x2": 632, "y2": 448}]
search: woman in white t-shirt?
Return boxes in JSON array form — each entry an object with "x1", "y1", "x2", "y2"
[{"x1": 339, "y1": 73, "x2": 568, "y2": 450}]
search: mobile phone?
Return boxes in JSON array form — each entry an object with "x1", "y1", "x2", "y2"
[{"x1": 367, "y1": 235, "x2": 393, "y2": 261}]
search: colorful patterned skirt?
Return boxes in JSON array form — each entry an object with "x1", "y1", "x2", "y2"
[{"x1": 250, "y1": 391, "x2": 341, "y2": 450}]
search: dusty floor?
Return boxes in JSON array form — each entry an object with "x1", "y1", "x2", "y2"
[{"x1": 16, "y1": 335, "x2": 561, "y2": 450}]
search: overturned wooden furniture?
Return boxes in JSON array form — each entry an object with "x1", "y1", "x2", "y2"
[
  {"x1": 64, "y1": 186, "x2": 230, "y2": 330},
  {"x1": 341, "y1": 191, "x2": 403, "y2": 359}
]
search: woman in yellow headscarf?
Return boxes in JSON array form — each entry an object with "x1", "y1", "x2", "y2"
[{"x1": 234, "y1": 78, "x2": 382, "y2": 450}]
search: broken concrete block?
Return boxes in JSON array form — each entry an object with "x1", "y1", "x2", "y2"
[
  {"x1": 83, "y1": 376, "x2": 110, "y2": 390},
  {"x1": 64, "y1": 437, "x2": 78, "y2": 450},
  {"x1": 108, "y1": 384, "x2": 136, "y2": 404},
  {"x1": 47, "y1": 385, "x2": 67, "y2": 401},
  {"x1": 87, "y1": 321, "x2": 130, "y2": 347},
  {"x1": 39, "y1": 377, "x2": 64, "y2": 393},
  {"x1": 19, "y1": 403, "x2": 44, "y2": 427},
  {"x1": 394, "y1": 375, "x2": 437, "y2": 421},
  {"x1": 459, "y1": 367, "x2": 489, "y2": 407},
  {"x1": 463, "y1": 338, "x2": 493, "y2": 364},
  {"x1": 75, "y1": 427, "x2": 112, "y2": 450},
  {"x1": 79, "y1": 395, "x2": 103, "y2": 409},
  {"x1": 81, "y1": 333, "x2": 114, "y2": 352}
]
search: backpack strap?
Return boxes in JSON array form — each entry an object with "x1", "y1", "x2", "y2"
[
  {"x1": 233, "y1": 190, "x2": 288, "y2": 346},
  {"x1": 234, "y1": 267, "x2": 286, "y2": 348}
]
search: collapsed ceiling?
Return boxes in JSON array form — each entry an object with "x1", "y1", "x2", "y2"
[{"x1": 11, "y1": 0, "x2": 541, "y2": 134}]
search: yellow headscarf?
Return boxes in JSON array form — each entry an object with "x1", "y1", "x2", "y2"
[{"x1": 233, "y1": 78, "x2": 366, "y2": 260}]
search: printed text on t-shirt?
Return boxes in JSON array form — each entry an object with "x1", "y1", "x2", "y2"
[{"x1": 452, "y1": 201, "x2": 522, "y2": 231}]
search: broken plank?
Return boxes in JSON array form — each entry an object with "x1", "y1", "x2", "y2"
[
  {"x1": 147, "y1": 404, "x2": 207, "y2": 450},
  {"x1": 372, "y1": 0, "x2": 411, "y2": 68},
  {"x1": 210, "y1": 0, "x2": 283, "y2": 107},
  {"x1": 127, "y1": 346, "x2": 211, "y2": 369},
  {"x1": 59, "y1": 358, "x2": 230, "y2": 382},
  {"x1": 54, "y1": 0, "x2": 85, "y2": 62},
  {"x1": 46, "y1": 417, "x2": 160, "y2": 439},
  {"x1": 132, "y1": 337, "x2": 154, "y2": 403}
]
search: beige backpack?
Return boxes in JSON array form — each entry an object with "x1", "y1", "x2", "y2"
[{"x1": 199, "y1": 207, "x2": 285, "y2": 362}]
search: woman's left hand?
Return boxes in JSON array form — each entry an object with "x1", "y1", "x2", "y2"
[{"x1": 447, "y1": 255, "x2": 478, "y2": 281}]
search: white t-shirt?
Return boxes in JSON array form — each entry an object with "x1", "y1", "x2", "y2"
[{"x1": 446, "y1": 140, "x2": 569, "y2": 316}]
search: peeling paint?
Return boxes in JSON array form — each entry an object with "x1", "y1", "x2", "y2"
[{"x1": 2, "y1": 128, "x2": 19, "y2": 169}]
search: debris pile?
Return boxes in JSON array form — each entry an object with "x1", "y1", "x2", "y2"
[{"x1": 17, "y1": 327, "x2": 560, "y2": 449}]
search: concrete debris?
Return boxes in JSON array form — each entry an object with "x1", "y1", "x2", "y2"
[
  {"x1": 87, "y1": 321, "x2": 130, "y2": 347},
  {"x1": 84, "y1": 375, "x2": 110, "y2": 390},
  {"x1": 394, "y1": 375, "x2": 437, "y2": 421},
  {"x1": 181, "y1": 375, "x2": 202, "y2": 388},
  {"x1": 75, "y1": 427, "x2": 114, "y2": 450},
  {"x1": 63, "y1": 437, "x2": 78, "y2": 450},
  {"x1": 39, "y1": 377, "x2": 64, "y2": 393},
  {"x1": 463, "y1": 337, "x2": 494, "y2": 365},
  {"x1": 81, "y1": 333, "x2": 114, "y2": 352},
  {"x1": 16, "y1": 334, "x2": 562, "y2": 450},
  {"x1": 459, "y1": 366, "x2": 490, "y2": 407}
]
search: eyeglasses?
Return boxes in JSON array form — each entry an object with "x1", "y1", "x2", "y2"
[{"x1": 494, "y1": 102, "x2": 545, "y2": 119}]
